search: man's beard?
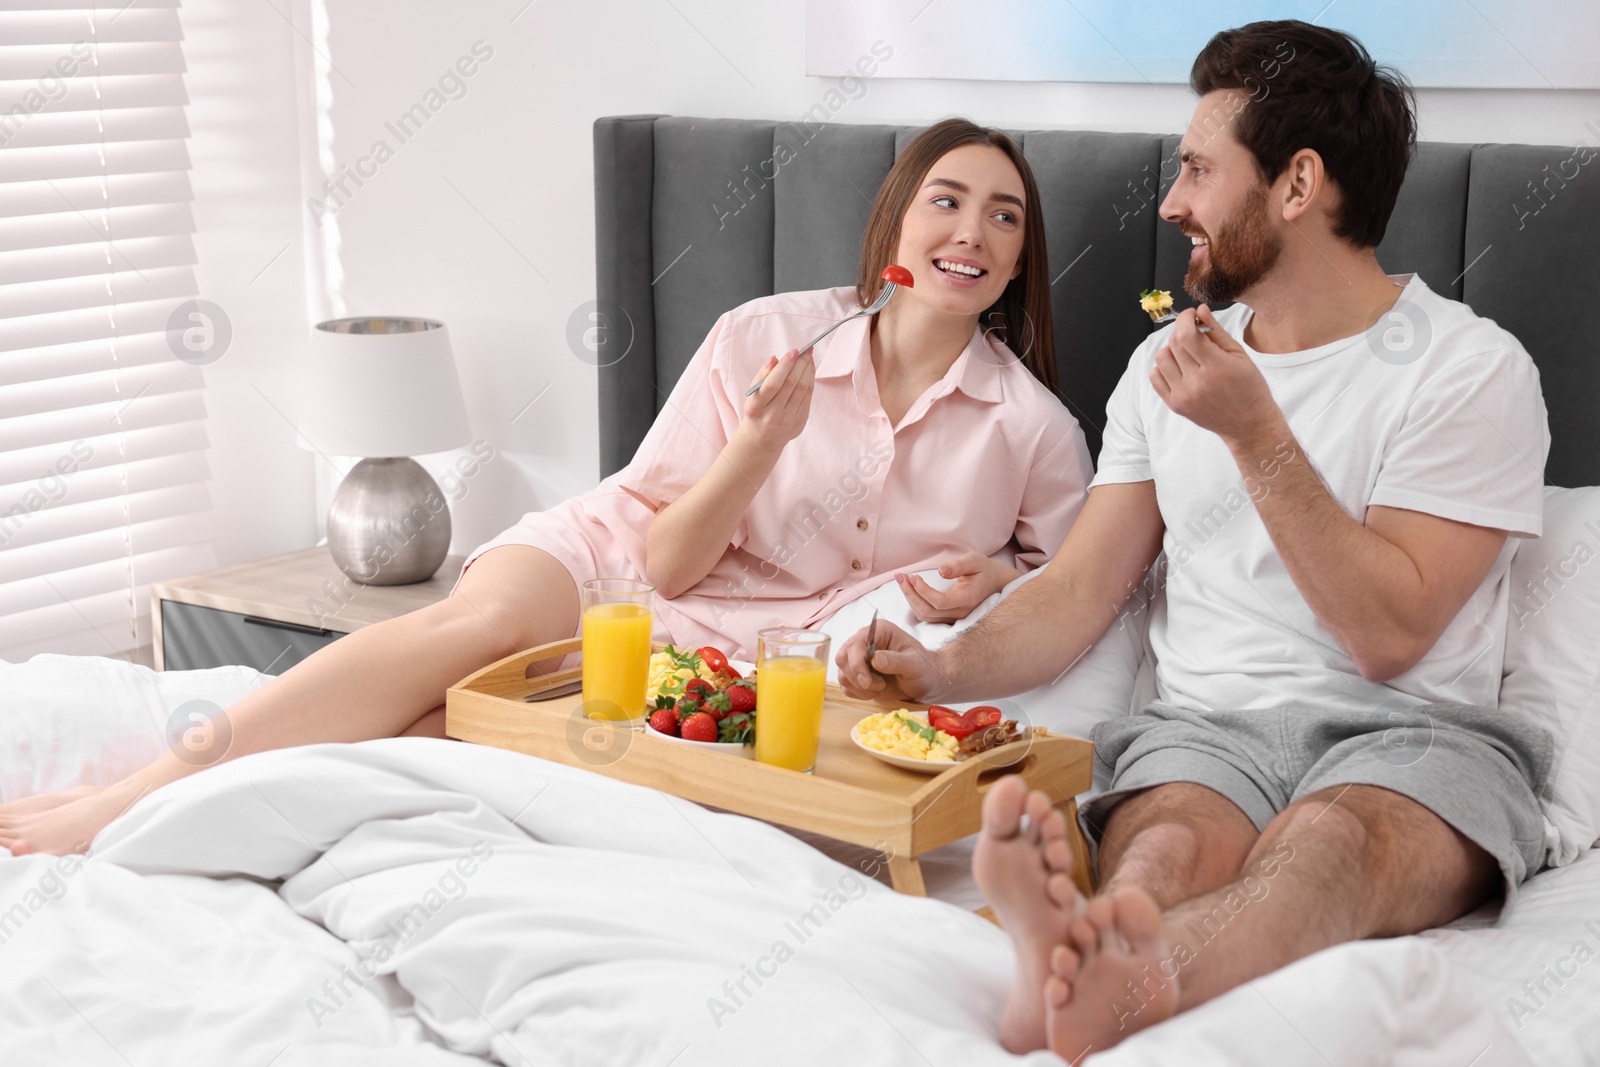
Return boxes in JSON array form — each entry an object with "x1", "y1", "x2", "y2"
[{"x1": 1184, "y1": 193, "x2": 1283, "y2": 306}]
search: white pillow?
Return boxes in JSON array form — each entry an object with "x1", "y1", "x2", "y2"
[
  {"x1": 0, "y1": 654, "x2": 266, "y2": 802},
  {"x1": 1498, "y1": 486, "x2": 1600, "y2": 867}
]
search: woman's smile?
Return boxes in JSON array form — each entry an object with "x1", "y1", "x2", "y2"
[{"x1": 931, "y1": 255, "x2": 989, "y2": 287}]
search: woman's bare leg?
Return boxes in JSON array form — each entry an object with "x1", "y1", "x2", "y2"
[
  {"x1": 400, "y1": 705, "x2": 448, "y2": 738},
  {"x1": 0, "y1": 545, "x2": 578, "y2": 856},
  {"x1": 0, "y1": 784, "x2": 106, "y2": 816}
]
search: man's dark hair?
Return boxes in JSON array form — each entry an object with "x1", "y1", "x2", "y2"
[{"x1": 1191, "y1": 20, "x2": 1417, "y2": 248}]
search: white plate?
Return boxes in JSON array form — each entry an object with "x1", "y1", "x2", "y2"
[
  {"x1": 850, "y1": 715, "x2": 1035, "y2": 774},
  {"x1": 645, "y1": 721, "x2": 754, "y2": 758},
  {"x1": 849, "y1": 717, "x2": 961, "y2": 775}
]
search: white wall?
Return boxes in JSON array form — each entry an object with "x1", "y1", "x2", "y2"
[
  {"x1": 307, "y1": 0, "x2": 1600, "y2": 559},
  {"x1": 183, "y1": 0, "x2": 320, "y2": 564}
]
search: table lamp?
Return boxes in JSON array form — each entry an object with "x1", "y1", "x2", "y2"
[{"x1": 299, "y1": 317, "x2": 472, "y2": 585}]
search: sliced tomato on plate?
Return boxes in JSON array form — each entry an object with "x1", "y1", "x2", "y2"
[
  {"x1": 965, "y1": 706, "x2": 1004, "y2": 730},
  {"x1": 927, "y1": 705, "x2": 978, "y2": 740}
]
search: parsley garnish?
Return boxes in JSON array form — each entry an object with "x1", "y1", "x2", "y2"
[{"x1": 896, "y1": 711, "x2": 939, "y2": 745}]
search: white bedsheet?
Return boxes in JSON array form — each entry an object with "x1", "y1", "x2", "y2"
[
  {"x1": 3, "y1": 736, "x2": 1586, "y2": 1066},
  {"x1": 1, "y1": 739, "x2": 1040, "y2": 1066}
]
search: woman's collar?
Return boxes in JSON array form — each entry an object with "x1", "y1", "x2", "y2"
[{"x1": 814, "y1": 315, "x2": 1007, "y2": 404}]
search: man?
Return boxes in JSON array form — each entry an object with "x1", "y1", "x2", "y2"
[{"x1": 838, "y1": 19, "x2": 1551, "y2": 1061}]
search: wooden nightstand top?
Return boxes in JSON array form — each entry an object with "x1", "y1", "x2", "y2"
[{"x1": 150, "y1": 548, "x2": 466, "y2": 634}]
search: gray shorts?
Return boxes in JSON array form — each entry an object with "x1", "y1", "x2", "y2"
[{"x1": 1080, "y1": 702, "x2": 1554, "y2": 899}]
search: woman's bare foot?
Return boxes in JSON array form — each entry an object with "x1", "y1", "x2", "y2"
[
  {"x1": 0, "y1": 779, "x2": 148, "y2": 857},
  {"x1": 0, "y1": 783, "x2": 105, "y2": 817},
  {"x1": 971, "y1": 775, "x2": 1080, "y2": 1053},
  {"x1": 1043, "y1": 885, "x2": 1177, "y2": 1062}
]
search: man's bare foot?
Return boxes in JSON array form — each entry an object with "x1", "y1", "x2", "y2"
[
  {"x1": 972, "y1": 775, "x2": 1079, "y2": 1054},
  {"x1": 0, "y1": 783, "x2": 104, "y2": 817},
  {"x1": 0, "y1": 779, "x2": 147, "y2": 857},
  {"x1": 1043, "y1": 886, "x2": 1177, "y2": 1062}
]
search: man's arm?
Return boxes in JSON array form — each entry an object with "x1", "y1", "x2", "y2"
[
  {"x1": 835, "y1": 480, "x2": 1165, "y2": 703},
  {"x1": 1160, "y1": 306, "x2": 1508, "y2": 681},
  {"x1": 1226, "y1": 421, "x2": 1506, "y2": 680}
]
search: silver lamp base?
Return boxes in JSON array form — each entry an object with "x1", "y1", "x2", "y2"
[{"x1": 327, "y1": 457, "x2": 452, "y2": 585}]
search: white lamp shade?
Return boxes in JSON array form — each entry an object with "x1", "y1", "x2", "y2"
[{"x1": 299, "y1": 317, "x2": 473, "y2": 457}]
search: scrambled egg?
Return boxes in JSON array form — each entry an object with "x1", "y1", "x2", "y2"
[
  {"x1": 1139, "y1": 288, "x2": 1174, "y2": 322},
  {"x1": 856, "y1": 710, "x2": 959, "y2": 762},
  {"x1": 646, "y1": 651, "x2": 718, "y2": 701}
]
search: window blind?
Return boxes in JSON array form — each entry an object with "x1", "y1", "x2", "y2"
[{"x1": 0, "y1": 0, "x2": 215, "y2": 663}]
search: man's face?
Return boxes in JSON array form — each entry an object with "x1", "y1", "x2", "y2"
[{"x1": 1160, "y1": 90, "x2": 1285, "y2": 305}]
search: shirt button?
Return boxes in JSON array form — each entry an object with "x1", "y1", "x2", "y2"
[
  {"x1": 851, "y1": 559, "x2": 863, "y2": 571},
  {"x1": 856, "y1": 518, "x2": 869, "y2": 531},
  {"x1": 817, "y1": 591, "x2": 827, "y2": 601}
]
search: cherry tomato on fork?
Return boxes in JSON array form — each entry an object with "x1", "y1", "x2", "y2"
[{"x1": 881, "y1": 264, "x2": 915, "y2": 288}]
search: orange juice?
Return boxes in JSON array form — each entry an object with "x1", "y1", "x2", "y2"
[
  {"x1": 754, "y1": 655, "x2": 827, "y2": 771},
  {"x1": 581, "y1": 601, "x2": 653, "y2": 721}
]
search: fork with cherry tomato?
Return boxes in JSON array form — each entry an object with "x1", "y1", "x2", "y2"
[{"x1": 745, "y1": 265, "x2": 915, "y2": 396}]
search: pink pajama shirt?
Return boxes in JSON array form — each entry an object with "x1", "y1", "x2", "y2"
[{"x1": 454, "y1": 287, "x2": 1092, "y2": 660}]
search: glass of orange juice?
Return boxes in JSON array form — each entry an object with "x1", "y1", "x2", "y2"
[
  {"x1": 580, "y1": 579, "x2": 654, "y2": 727},
  {"x1": 754, "y1": 627, "x2": 830, "y2": 774}
]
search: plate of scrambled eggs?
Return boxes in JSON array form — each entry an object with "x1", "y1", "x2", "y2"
[{"x1": 851, "y1": 710, "x2": 961, "y2": 773}]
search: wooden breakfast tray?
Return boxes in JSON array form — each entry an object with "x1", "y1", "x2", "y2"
[{"x1": 446, "y1": 638, "x2": 1096, "y2": 897}]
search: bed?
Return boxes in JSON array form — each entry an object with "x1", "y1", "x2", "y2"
[
  {"x1": 4, "y1": 117, "x2": 1600, "y2": 1065},
  {"x1": 1, "y1": 650, "x2": 1597, "y2": 1066}
]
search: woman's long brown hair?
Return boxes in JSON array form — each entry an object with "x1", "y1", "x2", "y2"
[{"x1": 855, "y1": 119, "x2": 1058, "y2": 394}]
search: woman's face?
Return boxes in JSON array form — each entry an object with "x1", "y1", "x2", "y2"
[{"x1": 892, "y1": 144, "x2": 1028, "y2": 317}]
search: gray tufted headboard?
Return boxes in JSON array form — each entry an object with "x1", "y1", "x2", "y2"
[{"x1": 593, "y1": 115, "x2": 1599, "y2": 487}]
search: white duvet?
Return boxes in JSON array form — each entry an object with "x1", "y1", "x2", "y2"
[{"x1": 2, "y1": 733, "x2": 1587, "y2": 1067}]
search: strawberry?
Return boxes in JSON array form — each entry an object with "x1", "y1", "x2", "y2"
[
  {"x1": 683, "y1": 678, "x2": 714, "y2": 702},
  {"x1": 675, "y1": 693, "x2": 703, "y2": 718},
  {"x1": 725, "y1": 680, "x2": 756, "y2": 714},
  {"x1": 701, "y1": 691, "x2": 733, "y2": 721},
  {"x1": 719, "y1": 711, "x2": 755, "y2": 746},
  {"x1": 648, "y1": 708, "x2": 680, "y2": 737},
  {"x1": 680, "y1": 711, "x2": 718, "y2": 743}
]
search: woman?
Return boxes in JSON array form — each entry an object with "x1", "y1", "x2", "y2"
[{"x1": 0, "y1": 119, "x2": 1093, "y2": 856}]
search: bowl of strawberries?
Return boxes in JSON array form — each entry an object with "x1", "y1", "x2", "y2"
[{"x1": 642, "y1": 645, "x2": 757, "y2": 758}]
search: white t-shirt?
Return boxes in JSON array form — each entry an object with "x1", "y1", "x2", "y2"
[{"x1": 1093, "y1": 274, "x2": 1549, "y2": 714}]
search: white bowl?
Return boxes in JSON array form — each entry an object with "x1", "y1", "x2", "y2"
[{"x1": 645, "y1": 721, "x2": 753, "y2": 758}]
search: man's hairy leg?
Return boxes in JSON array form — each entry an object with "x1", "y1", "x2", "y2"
[
  {"x1": 1039, "y1": 783, "x2": 1496, "y2": 1056},
  {"x1": 1094, "y1": 782, "x2": 1260, "y2": 910},
  {"x1": 1107, "y1": 784, "x2": 1496, "y2": 1019}
]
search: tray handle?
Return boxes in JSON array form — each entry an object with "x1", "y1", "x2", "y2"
[
  {"x1": 451, "y1": 637, "x2": 686, "y2": 700},
  {"x1": 902, "y1": 730, "x2": 1093, "y2": 848},
  {"x1": 451, "y1": 637, "x2": 584, "y2": 699}
]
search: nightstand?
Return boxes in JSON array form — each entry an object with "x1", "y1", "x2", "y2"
[{"x1": 150, "y1": 548, "x2": 465, "y2": 674}]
